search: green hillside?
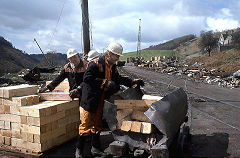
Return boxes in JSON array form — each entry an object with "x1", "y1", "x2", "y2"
[{"x1": 120, "y1": 50, "x2": 184, "y2": 61}]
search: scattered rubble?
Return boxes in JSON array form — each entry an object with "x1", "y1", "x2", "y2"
[{"x1": 126, "y1": 56, "x2": 240, "y2": 89}]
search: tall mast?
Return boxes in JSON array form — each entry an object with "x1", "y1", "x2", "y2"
[
  {"x1": 137, "y1": 19, "x2": 141, "y2": 59},
  {"x1": 81, "y1": 0, "x2": 90, "y2": 56}
]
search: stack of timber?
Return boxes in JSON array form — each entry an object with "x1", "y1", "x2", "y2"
[
  {"x1": 114, "y1": 95, "x2": 162, "y2": 134},
  {"x1": 0, "y1": 84, "x2": 80, "y2": 154}
]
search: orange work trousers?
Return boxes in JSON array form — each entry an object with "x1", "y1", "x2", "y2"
[{"x1": 79, "y1": 94, "x2": 105, "y2": 136}]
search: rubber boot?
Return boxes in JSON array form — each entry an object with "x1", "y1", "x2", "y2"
[
  {"x1": 91, "y1": 133, "x2": 108, "y2": 157},
  {"x1": 75, "y1": 135, "x2": 85, "y2": 158}
]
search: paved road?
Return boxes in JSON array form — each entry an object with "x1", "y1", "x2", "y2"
[{"x1": 121, "y1": 66, "x2": 240, "y2": 157}]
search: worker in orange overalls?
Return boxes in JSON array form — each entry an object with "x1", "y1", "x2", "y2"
[{"x1": 75, "y1": 42, "x2": 144, "y2": 158}]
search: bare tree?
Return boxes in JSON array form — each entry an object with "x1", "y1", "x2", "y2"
[
  {"x1": 198, "y1": 31, "x2": 218, "y2": 56},
  {"x1": 232, "y1": 31, "x2": 240, "y2": 49}
]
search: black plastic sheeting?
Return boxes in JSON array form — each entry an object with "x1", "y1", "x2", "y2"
[
  {"x1": 145, "y1": 87, "x2": 188, "y2": 146},
  {"x1": 103, "y1": 87, "x2": 188, "y2": 151}
]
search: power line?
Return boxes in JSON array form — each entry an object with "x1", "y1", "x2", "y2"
[{"x1": 46, "y1": 0, "x2": 67, "y2": 51}]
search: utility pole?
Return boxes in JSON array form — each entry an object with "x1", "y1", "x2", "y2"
[
  {"x1": 137, "y1": 19, "x2": 141, "y2": 59},
  {"x1": 81, "y1": 0, "x2": 90, "y2": 56}
]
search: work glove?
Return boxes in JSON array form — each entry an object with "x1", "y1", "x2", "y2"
[
  {"x1": 105, "y1": 80, "x2": 116, "y2": 90},
  {"x1": 69, "y1": 85, "x2": 82, "y2": 99},
  {"x1": 132, "y1": 79, "x2": 144, "y2": 87},
  {"x1": 69, "y1": 88, "x2": 80, "y2": 99},
  {"x1": 39, "y1": 86, "x2": 49, "y2": 93}
]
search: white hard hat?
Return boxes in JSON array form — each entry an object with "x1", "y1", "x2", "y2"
[
  {"x1": 106, "y1": 42, "x2": 123, "y2": 56},
  {"x1": 67, "y1": 48, "x2": 79, "y2": 59},
  {"x1": 87, "y1": 50, "x2": 100, "y2": 61}
]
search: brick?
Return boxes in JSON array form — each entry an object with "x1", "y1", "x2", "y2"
[
  {"x1": 35, "y1": 127, "x2": 66, "y2": 143},
  {"x1": 20, "y1": 116, "x2": 27, "y2": 124},
  {"x1": 131, "y1": 121, "x2": 142, "y2": 133},
  {"x1": 4, "y1": 105, "x2": 10, "y2": 114},
  {"x1": 10, "y1": 105, "x2": 20, "y2": 115},
  {"x1": 114, "y1": 100, "x2": 155, "y2": 109},
  {"x1": 51, "y1": 120, "x2": 59, "y2": 130},
  {"x1": 0, "y1": 121, "x2": 4, "y2": 129},
  {"x1": 0, "y1": 114, "x2": 21, "y2": 123},
  {"x1": 11, "y1": 130, "x2": 21, "y2": 139},
  {"x1": 0, "y1": 98, "x2": 15, "y2": 106},
  {"x1": 12, "y1": 95, "x2": 40, "y2": 106},
  {"x1": 40, "y1": 111, "x2": 65, "y2": 125},
  {"x1": 141, "y1": 122, "x2": 154, "y2": 134},
  {"x1": 0, "y1": 135, "x2": 4, "y2": 144},
  {"x1": 4, "y1": 136, "x2": 11, "y2": 145},
  {"x1": 32, "y1": 95, "x2": 40, "y2": 104},
  {"x1": 46, "y1": 80, "x2": 69, "y2": 92},
  {"x1": 121, "y1": 120, "x2": 132, "y2": 132},
  {"x1": 33, "y1": 134, "x2": 40, "y2": 143},
  {"x1": 27, "y1": 117, "x2": 40, "y2": 126},
  {"x1": 39, "y1": 92, "x2": 71, "y2": 101},
  {"x1": 4, "y1": 121, "x2": 11, "y2": 130},
  {"x1": 0, "y1": 105, "x2": 4, "y2": 114},
  {"x1": 12, "y1": 97, "x2": 27, "y2": 106},
  {"x1": 22, "y1": 132, "x2": 34, "y2": 142},
  {"x1": 11, "y1": 123, "x2": 20, "y2": 131},
  {"x1": 19, "y1": 101, "x2": 73, "y2": 117},
  {"x1": 51, "y1": 106, "x2": 57, "y2": 115},
  {"x1": 1, "y1": 129, "x2": 12, "y2": 137},
  {"x1": 58, "y1": 114, "x2": 80, "y2": 128},
  {"x1": 27, "y1": 96, "x2": 33, "y2": 105},
  {"x1": 11, "y1": 137, "x2": 50, "y2": 152},
  {"x1": 20, "y1": 124, "x2": 40, "y2": 135},
  {"x1": 131, "y1": 110, "x2": 151, "y2": 123}
]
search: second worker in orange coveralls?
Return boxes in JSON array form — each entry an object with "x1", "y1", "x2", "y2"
[{"x1": 75, "y1": 42, "x2": 144, "y2": 158}]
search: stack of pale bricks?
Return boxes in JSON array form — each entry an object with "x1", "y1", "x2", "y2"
[
  {"x1": 114, "y1": 95, "x2": 162, "y2": 134},
  {"x1": 0, "y1": 83, "x2": 80, "y2": 154}
]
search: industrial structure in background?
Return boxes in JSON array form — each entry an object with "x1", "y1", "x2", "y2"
[
  {"x1": 136, "y1": 19, "x2": 142, "y2": 62},
  {"x1": 136, "y1": 19, "x2": 144, "y2": 65}
]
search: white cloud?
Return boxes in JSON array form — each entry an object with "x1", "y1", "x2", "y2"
[
  {"x1": 0, "y1": 0, "x2": 240, "y2": 54},
  {"x1": 221, "y1": 8, "x2": 232, "y2": 17},
  {"x1": 206, "y1": 18, "x2": 239, "y2": 31}
]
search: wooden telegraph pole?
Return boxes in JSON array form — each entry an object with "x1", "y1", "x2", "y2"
[{"x1": 81, "y1": 0, "x2": 90, "y2": 56}]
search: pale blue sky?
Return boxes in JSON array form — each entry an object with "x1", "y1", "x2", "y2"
[{"x1": 0, "y1": 0, "x2": 239, "y2": 54}]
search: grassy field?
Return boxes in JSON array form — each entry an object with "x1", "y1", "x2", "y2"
[{"x1": 120, "y1": 50, "x2": 184, "y2": 61}]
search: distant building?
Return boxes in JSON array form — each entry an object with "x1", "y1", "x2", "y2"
[{"x1": 219, "y1": 33, "x2": 232, "y2": 46}]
